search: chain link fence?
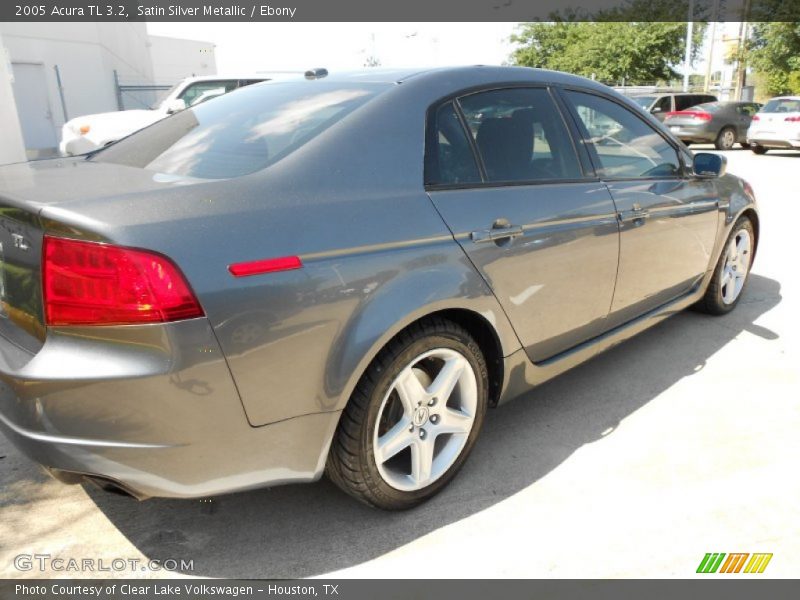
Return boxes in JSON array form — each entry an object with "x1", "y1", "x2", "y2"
[{"x1": 113, "y1": 70, "x2": 174, "y2": 111}]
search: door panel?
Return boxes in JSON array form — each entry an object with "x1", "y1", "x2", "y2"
[
  {"x1": 429, "y1": 184, "x2": 620, "y2": 362},
  {"x1": 425, "y1": 87, "x2": 620, "y2": 362},
  {"x1": 604, "y1": 179, "x2": 720, "y2": 325},
  {"x1": 562, "y1": 89, "x2": 720, "y2": 323}
]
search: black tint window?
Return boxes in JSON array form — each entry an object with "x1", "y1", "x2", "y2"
[
  {"x1": 654, "y1": 96, "x2": 672, "y2": 112},
  {"x1": 457, "y1": 88, "x2": 582, "y2": 183},
  {"x1": 425, "y1": 103, "x2": 481, "y2": 186},
  {"x1": 565, "y1": 91, "x2": 681, "y2": 179},
  {"x1": 675, "y1": 95, "x2": 701, "y2": 111},
  {"x1": 93, "y1": 81, "x2": 386, "y2": 179}
]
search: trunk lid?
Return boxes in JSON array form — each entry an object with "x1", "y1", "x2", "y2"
[{"x1": 0, "y1": 158, "x2": 208, "y2": 353}]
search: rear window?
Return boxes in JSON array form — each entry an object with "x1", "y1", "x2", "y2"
[
  {"x1": 762, "y1": 98, "x2": 800, "y2": 113},
  {"x1": 693, "y1": 102, "x2": 722, "y2": 113},
  {"x1": 91, "y1": 81, "x2": 389, "y2": 179}
]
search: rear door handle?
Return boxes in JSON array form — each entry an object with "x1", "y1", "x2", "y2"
[{"x1": 471, "y1": 225, "x2": 524, "y2": 244}]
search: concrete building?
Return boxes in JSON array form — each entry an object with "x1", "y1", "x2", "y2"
[
  {"x1": 149, "y1": 35, "x2": 216, "y2": 83},
  {"x1": 0, "y1": 23, "x2": 215, "y2": 161},
  {"x1": 0, "y1": 34, "x2": 26, "y2": 165}
]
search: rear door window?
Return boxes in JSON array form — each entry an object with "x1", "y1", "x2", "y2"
[
  {"x1": 425, "y1": 102, "x2": 482, "y2": 186},
  {"x1": 456, "y1": 87, "x2": 583, "y2": 183},
  {"x1": 675, "y1": 95, "x2": 699, "y2": 111}
]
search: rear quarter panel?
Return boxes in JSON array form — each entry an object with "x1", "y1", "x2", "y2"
[{"x1": 37, "y1": 73, "x2": 528, "y2": 427}]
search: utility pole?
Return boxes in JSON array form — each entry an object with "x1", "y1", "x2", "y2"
[
  {"x1": 733, "y1": 0, "x2": 752, "y2": 101},
  {"x1": 703, "y1": 0, "x2": 721, "y2": 92},
  {"x1": 683, "y1": 0, "x2": 695, "y2": 92}
]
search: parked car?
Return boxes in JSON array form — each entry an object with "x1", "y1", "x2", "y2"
[
  {"x1": 59, "y1": 75, "x2": 268, "y2": 156},
  {"x1": 664, "y1": 101, "x2": 762, "y2": 149},
  {"x1": 630, "y1": 92, "x2": 718, "y2": 121},
  {"x1": 0, "y1": 67, "x2": 758, "y2": 510},
  {"x1": 747, "y1": 96, "x2": 800, "y2": 154}
]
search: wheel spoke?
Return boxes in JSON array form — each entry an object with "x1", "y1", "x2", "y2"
[
  {"x1": 727, "y1": 238, "x2": 738, "y2": 262},
  {"x1": 376, "y1": 419, "x2": 413, "y2": 464},
  {"x1": 436, "y1": 407, "x2": 474, "y2": 436},
  {"x1": 722, "y1": 275, "x2": 737, "y2": 303},
  {"x1": 410, "y1": 438, "x2": 435, "y2": 487},
  {"x1": 427, "y1": 355, "x2": 466, "y2": 404},
  {"x1": 736, "y1": 236, "x2": 748, "y2": 258},
  {"x1": 394, "y1": 368, "x2": 427, "y2": 415},
  {"x1": 721, "y1": 268, "x2": 732, "y2": 289}
]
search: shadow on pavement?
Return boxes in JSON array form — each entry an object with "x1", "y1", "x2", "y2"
[{"x1": 77, "y1": 274, "x2": 781, "y2": 578}]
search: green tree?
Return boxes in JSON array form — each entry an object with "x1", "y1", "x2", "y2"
[
  {"x1": 749, "y1": 22, "x2": 800, "y2": 96},
  {"x1": 510, "y1": 21, "x2": 706, "y2": 85}
]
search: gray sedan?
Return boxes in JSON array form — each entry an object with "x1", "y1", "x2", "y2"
[
  {"x1": 0, "y1": 67, "x2": 758, "y2": 510},
  {"x1": 664, "y1": 101, "x2": 762, "y2": 149}
]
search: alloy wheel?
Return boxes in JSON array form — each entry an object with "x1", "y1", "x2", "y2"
[
  {"x1": 372, "y1": 348, "x2": 477, "y2": 492},
  {"x1": 721, "y1": 228, "x2": 751, "y2": 304}
]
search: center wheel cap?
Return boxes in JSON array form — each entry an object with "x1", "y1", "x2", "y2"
[{"x1": 413, "y1": 406, "x2": 430, "y2": 427}]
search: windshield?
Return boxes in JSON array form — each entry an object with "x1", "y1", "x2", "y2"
[
  {"x1": 762, "y1": 98, "x2": 800, "y2": 113},
  {"x1": 151, "y1": 82, "x2": 183, "y2": 110},
  {"x1": 630, "y1": 96, "x2": 657, "y2": 109},
  {"x1": 92, "y1": 81, "x2": 389, "y2": 179}
]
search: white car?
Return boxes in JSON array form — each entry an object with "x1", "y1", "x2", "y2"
[
  {"x1": 59, "y1": 75, "x2": 267, "y2": 156},
  {"x1": 747, "y1": 96, "x2": 800, "y2": 154}
]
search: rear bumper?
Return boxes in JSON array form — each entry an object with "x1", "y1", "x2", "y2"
[
  {"x1": 747, "y1": 137, "x2": 800, "y2": 149},
  {"x1": 667, "y1": 124, "x2": 715, "y2": 143},
  {"x1": 0, "y1": 319, "x2": 339, "y2": 498}
]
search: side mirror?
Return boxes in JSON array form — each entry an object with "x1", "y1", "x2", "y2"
[
  {"x1": 165, "y1": 98, "x2": 186, "y2": 114},
  {"x1": 693, "y1": 152, "x2": 727, "y2": 178},
  {"x1": 651, "y1": 106, "x2": 662, "y2": 113}
]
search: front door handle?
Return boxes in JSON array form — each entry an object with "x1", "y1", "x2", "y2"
[
  {"x1": 618, "y1": 205, "x2": 651, "y2": 223},
  {"x1": 471, "y1": 223, "x2": 524, "y2": 245}
]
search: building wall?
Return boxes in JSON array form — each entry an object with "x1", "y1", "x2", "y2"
[
  {"x1": 0, "y1": 24, "x2": 215, "y2": 157},
  {"x1": 0, "y1": 34, "x2": 27, "y2": 165},
  {"x1": 0, "y1": 23, "x2": 155, "y2": 152},
  {"x1": 148, "y1": 35, "x2": 216, "y2": 83}
]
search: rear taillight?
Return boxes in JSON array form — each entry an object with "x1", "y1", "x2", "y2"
[
  {"x1": 42, "y1": 236, "x2": 204, "y2": 326},
  {"x1": 752, "y1": 115, "x2": 760, "y2": 121},
  {"x1": 665, "y1": 110, "x2": 711, "y2": 121},
  {"x1": 785, "y1": 116, "x2": 800, "y2": 122}
]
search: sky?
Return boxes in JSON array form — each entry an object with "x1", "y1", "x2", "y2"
[
  {"x1": 146, "y1": 22, "x2": 519, "y2": 73},
  {"x1": 146, "y1": 22, "x2": 743, "y2": 80}
]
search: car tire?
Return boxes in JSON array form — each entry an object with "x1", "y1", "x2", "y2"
[
  {"x1": 751, "y1": 144, "x2": 768, "y2": 155},
  {"x1": 326, "y1": 317, "x2": 489, "y2": 510},
  {"x1": 714, "y1": 127, "x2": 736, "y2": 150},
  {"x1": 696, "y1": 216, "x2": 755, "y2": 315}
]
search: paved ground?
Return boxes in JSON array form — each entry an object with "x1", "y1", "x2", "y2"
[{"x1": 1, "y1": 147, "x2": 798, "y2": 579}]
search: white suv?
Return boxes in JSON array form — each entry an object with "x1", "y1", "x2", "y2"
[
  {"x1": 747, "y1": 96, "x2": 800, "y2": 154},
  {"x1": 59, "y1": 75, "x2": 267, "y2": 156}
]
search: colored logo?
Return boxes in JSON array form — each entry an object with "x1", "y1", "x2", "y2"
[{"x1": 697, "y1": 553, "x2": 773, "y2": 574}]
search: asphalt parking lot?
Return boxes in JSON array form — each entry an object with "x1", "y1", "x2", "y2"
[{"x1": 1, "y1": 147, "x2": 798, "y2": 579}]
